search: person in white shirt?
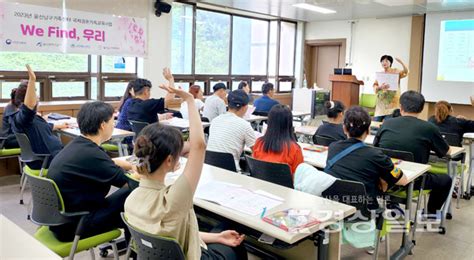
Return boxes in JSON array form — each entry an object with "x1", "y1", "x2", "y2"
[
  {"x1": 180, "y1": 85, "x2": 205, "y2": 120},
  {"x1": 202, "y1": 83, "x2": 227, "y2": 122},
  {"x1": 207, "y1": 90, "x2": 256, "y2": 171}
]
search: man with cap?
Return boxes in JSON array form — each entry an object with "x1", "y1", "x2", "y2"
[
  {"x1": 207, "y1": 90, "x2": 256, "y2": 172},
  {"x1": 127, "y1": 68, "x2": 175, "y2": 124},
  {"x1": 202, "y1": 82, "x2": 227, "y2": 122}
]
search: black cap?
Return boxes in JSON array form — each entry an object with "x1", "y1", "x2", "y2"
[
  {"x1": 227, "y1": 90, "x2": 249, "y2": 109},
  {"x1": 213, "y1": 82, "x2": 227, "y2": 92}
]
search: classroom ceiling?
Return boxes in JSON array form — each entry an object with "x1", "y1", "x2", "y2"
[{"x1": 192, "y1": 0, "x2": 474, "y2": 22}]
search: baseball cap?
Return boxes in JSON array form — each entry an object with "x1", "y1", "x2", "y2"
[
  {"x1": 213, "y1": 82, "x2": 227, "y2": 92},
  {"x1": 227, "y1": 90, "x2": 249, "y2": 109}
]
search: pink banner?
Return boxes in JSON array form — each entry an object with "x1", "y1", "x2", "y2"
[{"x1": 0, "y1": 2, "x2": 147, "y2": 57}]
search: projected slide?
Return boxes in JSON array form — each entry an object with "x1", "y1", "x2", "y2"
[{"x1": 437, "y1": 19, "x2": 474, "y2": 82}]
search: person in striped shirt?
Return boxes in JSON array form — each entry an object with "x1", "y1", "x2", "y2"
[{"x1": 207, "y1": 90, "x2": 256, "y2": 172}]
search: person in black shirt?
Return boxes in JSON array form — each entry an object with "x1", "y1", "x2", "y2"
[
  {"x1": 8, "y1": 65, "x2": 69, "y2": 169},
  {"x1": 428, "y1": 100, "x2": 474, "y2": 147},
  {"x1": 48, "y1": 101, "x2": 134, "y2": 242},
  {"x1": 314, "y1": 100, "x2": 346, "y2": 142},
  {"x1": 326, "y1": 106, "x2": 408, "y2": 209},
  {"x1": 374, "y1": 91, "x2": 451, "y2": 215},
  {"x1": 1, "y1": 88, "x2": 20, "y2": 149},
  {"x1": 127, "y1": 68, "x2": 175, "y2": 124}
]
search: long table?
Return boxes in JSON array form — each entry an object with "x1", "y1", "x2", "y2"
[
  {"x1": 50, "y1": 117, "x2": 135, "y2": 157},
  {"x1": 0, "y1": 214, "x2": 62, "y2": 259},
  {"x1": 160, "y1": 117, "x2": 211, "y2": 131},
  {"x1": 122, "y1": 157, "x2": 355, "y2": 259}
]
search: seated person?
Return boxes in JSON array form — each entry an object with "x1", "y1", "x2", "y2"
[
  {"x1": 180, "y1": 84, "x2": 205, "y2": 120},
  {"x1": 326, "y1": 106, "x2": 408, "y2": 209},
  {"x1": 127, "y1": 68, "x2": 175, "y2": 124},
  {"x1": 314, "y1": 100, "x2": 346, "y2": 141},
  {"x1": 374, "y1": 91, "x2": 451, "y2": 216},
  {"x1": 253, "y1": 82, "x2": 279, "y2": 114},
  {"x1": 207, "y1": 90, "x2": 256, "y2": 171},
  {"x1": 125, "y1": 85, "x2": 247, "y2": 260},
  {"x1": 8, "y1": 65, "x2": 68, "y2": 169},
  {"x1": 252, "y1": 104, "x2": 303, "y2": 176},
  {"x1": 48, "y1": 101, "x2": 133, "y2": 242},
  {"x1": 202, "y1": 83, "x2": 227, "y2": 122},
  {"x1": 428, "y1": 100, "x2": 474, "y2": 147},
  {"x1": 1, "y1": 88, "x2": 20, "y2": 148},
  {"x1": 115, "y1": 82, "x2": 135, "y2": 150},
  {"x1": 238, "y1": 81, "x2": 253, "y2": 104}
]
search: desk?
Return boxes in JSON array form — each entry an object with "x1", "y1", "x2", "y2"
[
  {"x1": 295, "y1": 125, "x2": 318, "y2": 137},
  {"x1": 292, "y1": 111, "x2": 311, "y2": 124},
  {"x1": 245, "y1": 115, "x2": 268, "y2": 132},
  {"x1": 160, "y1": 117, "x2": 211, "y2": 131},
  {"x1": 123, "y1": 157, "x2": 355, "y2": 259},
  {"x1": 59, "y1": 127, "x2": 134, "y2": 157},
  {"x1": 464, "y1": 132, "x2": 474, "y2": 198},
  {"x1": 299, "y1": 142, "x2": 431, "y2": 259},
  {"x1": 0, "y1": 214, "x2": 62, "y2": 259}
]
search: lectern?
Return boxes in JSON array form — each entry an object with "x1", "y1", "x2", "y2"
[{"x1": 329, "y1": 75, "x2": 364, "y2": 108}]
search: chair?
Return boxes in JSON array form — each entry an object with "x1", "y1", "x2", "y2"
[
  {"x1": 245, "y1": 156, "x2": 293, "y2": 188},
  {"x1": 205, "y1": 150, "x2": 237, "y2": 172},
  {"x1": 121, "y1": 213, "x2": 185, "y2": 260},
  {"x1": 313, "y1": 135, "x2": 338, "y2": 146},
  {"x1": 322, "y1": 179, "x2": 387, "y2": 260},
  {"x1": 15, "y1": 133, "x2": 50, "y2": 205},
  {"x1": 25, "y1": 171, "x2": 120, "y2": 260},
  {"x1": 359, "y1": 94, "x2": 377, "y2": 116},
  {"x1": 429, "y1": 132, "x2": 466, "y2": 210},
  {"x1": 129, "y1": 120, "x2": 149, "y2": 140}
]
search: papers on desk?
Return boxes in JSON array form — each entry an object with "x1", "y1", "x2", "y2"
[
  {"x1": 195, "y1": 181, "x2": 283, "y2": 216},
  {"x1": 376, "y1": 72, "x2": 399, "y2": 91},
  {"x1": 244, "y1": 105, "x2": 256, "y2": 119},
  {"x1": 161, "y1": 117, "x2": 189, "y2": 128}
]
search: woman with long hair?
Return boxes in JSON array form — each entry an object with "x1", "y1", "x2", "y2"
[
  {"x1": 115, "y1": 81, "x2": 135, "y2": 131},
  {"x1": 252, "y1": 104, "x2": 304, "y2": 176}
]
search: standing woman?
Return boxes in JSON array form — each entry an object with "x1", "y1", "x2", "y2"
[{"x1": 373, "y1": 55, "x2": 408, "y2": 122}]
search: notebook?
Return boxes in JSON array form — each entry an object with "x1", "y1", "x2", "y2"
[{"x1": 262, "y1": 209, "x2": 320, "y2": 232}]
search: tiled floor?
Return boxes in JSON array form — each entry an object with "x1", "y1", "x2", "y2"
[{"x1": 2, "y1": 174, "x2": 474, "y2": 259}]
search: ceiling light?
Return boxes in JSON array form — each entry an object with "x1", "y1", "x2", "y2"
[{"x1": 293, "y1": 3, "x2": 337, "y2": 14}]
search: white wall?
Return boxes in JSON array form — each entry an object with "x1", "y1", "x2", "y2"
[
  {"x1": 305, "y1": 17, "x2": 412, "y2": 93},
  {"x1": 144, "y1": 0, "x2": 171, "y2": 98}
]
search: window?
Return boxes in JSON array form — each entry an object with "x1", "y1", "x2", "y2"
[
  {"x1": 251, "y1": 80, "x2": 266, "y2": 92},
  {"x1": 171, "y1": 3, "x2": 193, "y2": 75},
  {"x1": 101, "y1": 56, "x2": 136, "y2": 74},
  {"x1": 171, "y1": 4, "x2": 297, "y2": 94},
  {"x1": 195, "y1": 10, "x2": 231, "y2": 75},
  {"x1": 279, "y1": 22, "x2": 296, "y2": 76},
  {"x1": 279, "y1": 81, "x2": 293, "y2": 92},
  {"x1": 0, "y1": 52, "x2": 88, "y2": 72},
  {"x1": 231, "y1": 17, "x2": 268, "y2": 75},
  {"x1": 51, "y1": 81, "x2": 87, "y2": 99},
  {"x1": 268, "y1": 21, "x2": 278, "y2": 77},
  {"x1": 104, "y1": 81, "x2": 129, "y2": 98},
  {"x1": 0, "y1": 81, "x2": 41, "y2": 100}
]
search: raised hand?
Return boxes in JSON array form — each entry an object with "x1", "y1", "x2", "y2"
[
  {"x1": 159, "y1": 83, "x2": 193, "y2": 101},
  {"x1": 26, "y1": 64, "x2": 36, "y2": 81},
  {"x1": 162, "y1": 67, "x2": 174, "y2": 82}
]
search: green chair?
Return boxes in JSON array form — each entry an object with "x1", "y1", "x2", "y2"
[
  {"x1": 15, "y1": 133, "x2": 50, "y2": 205},
  {"x1": 26, "y1": 171, "x2": 121, "y2": 260},
  {"x1": 360, "y1": 94, "x2": 377, "y2": 116},
  {"x1": 121, "y1": 213, "x2": 185, "y2": 260},
  {"x1": 125, "y1": 172, "x2": 139, "y2": 190},
  {"x1": 101, "y1": 143, "x2": 119, "y2": 152},
  {"x1": 323, "y1": 179, "x2": 387, "y2": 259}
]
